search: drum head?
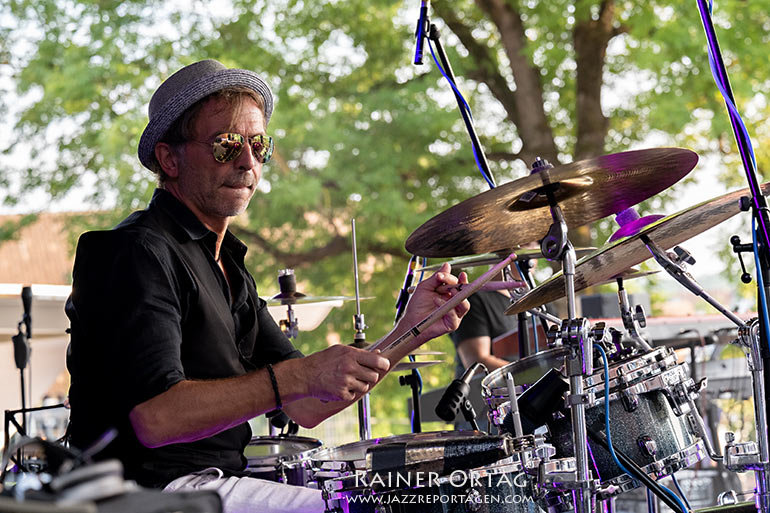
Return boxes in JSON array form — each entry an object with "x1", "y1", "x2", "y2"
[
  {"x1": 483, "y1": 347, "x2": 569, "y2": 397},
  {"x1": 245, "y1": 435, "x2": 322, "y2": 467}
]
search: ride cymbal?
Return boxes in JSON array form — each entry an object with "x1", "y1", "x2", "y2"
[
  {"x1": 405, "y1": 148, "x2": 698, "y2": 258},
  {"x1": 505, "y1": 183, "x2": 770, "y2": 315},
  {"x1": 416, "y1": 247, "x2": 597, "y2": 272}
]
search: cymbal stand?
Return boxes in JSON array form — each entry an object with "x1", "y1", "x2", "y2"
[
  {"x1": 514, "y1": 258, "x2": 550, "y2": 353},
  {"x1": 350, "y1": 219, "x2": 371, "y2": 440},
  {"x1": 696, "y1": 8, "x2": 770, "y2": 503},
  {"x1": 615, "y1": 277, "x2": 652, "y2": 351},
  {"x1": 505, "y1": 265, "x2": 531, "y2": 358},
  {"x1": 644, "y1": 236, "x2": 770, "y2": 508},
  {"x1": 539, "y1": 175, "x2": 595, "y2": 513},
  {"x1": 726, "y1": 321, "x2": 770, "y2": 513},
  {"x1": 642, "y1": 236, "x2": 746, "y2": 328},
  {"x1": 394, "y1": 256, "x2": 424, "y2": 433},
  {"x1": 276, "y1": 269, "x2": 300, "y2": 339},
  {"x1": 527, "y1": 307, "x2": 562, "y2": 326}
]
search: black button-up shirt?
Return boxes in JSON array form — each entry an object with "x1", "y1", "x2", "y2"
[{"x1": 66, "y1": 188, "x2": 302, "y2": 487}]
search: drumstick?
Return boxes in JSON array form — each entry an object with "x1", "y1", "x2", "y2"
[
  {"x1": 367, "y1": 252, "x2": 517, "y2": 356},
  {"x1": 407, "y1": 280, "x2": 526, "y2": 294}
]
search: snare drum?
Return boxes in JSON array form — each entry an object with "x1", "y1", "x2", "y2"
[
  {"x1": 312, "y1": 431, "x2": 543, "y2": 513},
  {"x1": 487, "y1": 347, "x2": 707, "y2": 498},
  {"x1": 244, "y1": 435, "x2": 322, "y2": 486}
]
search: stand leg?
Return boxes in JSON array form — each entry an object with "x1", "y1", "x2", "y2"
[
  {"x1": 570, "y1": 374, "x2": 593, "y2": 513},
  {"x1": 357, "y1": 393, "x2": 371, "y2": 440},
  {"x1": 399, "y1": 373, "x2": 422, "y2": 433}
]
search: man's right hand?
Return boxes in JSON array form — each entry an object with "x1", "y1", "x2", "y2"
[{"x1": 295, "y1": 344, "x2": 390, "y2": 403}]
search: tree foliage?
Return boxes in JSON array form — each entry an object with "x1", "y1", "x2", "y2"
[{"x1": 3, "y1": 0, "x2": 770, "y2": 436}]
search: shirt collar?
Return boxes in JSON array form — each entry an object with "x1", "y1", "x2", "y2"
[{"x1": 150, "y1": 188, "x2": 248, "y2": 261}]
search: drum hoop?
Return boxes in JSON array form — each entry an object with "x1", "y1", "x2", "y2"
[
  {"x1": 245, "y1": 435, "x2": 323, "y2": 467},
  {"x1": 597, "y1": 440, "x2": 706, "y2": 498},
  {"x1": 485, "y1": 347, "x2": 678, "y2": 406},
  {"x1": 481, "y1": 347, "x2": 570, "y2": 396},
  {"x1": 310, "y1": 431, "x2": 480, "y2": 471},
  {"x1": 585, "y1": 362, "x2": 689, "y2": 405}
]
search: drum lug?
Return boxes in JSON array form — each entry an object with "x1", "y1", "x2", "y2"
[
  {"x1": 663, "y1": 381, "x2": 692, "y2": 416},
  {"x1": 465, "y1": 488, "x2": 484, "y2": 512},
  {"x1": 637, "y1": 436, "x2": 657, "y2": 459},
  {"x1": 620, "y1": 390, "x2": 639, "y2": 412}
]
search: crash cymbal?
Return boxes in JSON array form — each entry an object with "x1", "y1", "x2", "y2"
[
  {"x1": 405, "y1": 148, "x2": 698, "y2": 258},
  {"x1": 505, "y1": 183, "x2": 770, "y2": 315},
  {"x1": 393, "y1": 360, "x2": 443, "y2": 372},
  {"x1": 417, "y1": 247, "x2": 597, "y2": 272},
  {"x1": 266, "y1": 295, "x2": 373, "y2": 306}
]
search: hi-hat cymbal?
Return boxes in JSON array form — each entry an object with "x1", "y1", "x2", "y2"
[
  {"x1": 408, "y1": 350, "x2": 446, "y2": 356},
  {"x1": 266, "y1": 295, "x2": 373, "y2": 306},
  {"x1": 393, "y1": 360, "x2": 443, "y2": 372},
  {"x1": 505, "y1": 183, "x2": 770, "y2": 315},
  {"x1": 417, "y1": 247, "x2": 597, "y2": 272},
  {"x1": 405, "y1": 148, "x2": 698, "y2": 258}
]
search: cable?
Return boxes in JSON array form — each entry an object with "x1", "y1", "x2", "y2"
[
  {"x1": 427, "y1": 38, "x2": 496, "y2": 189},
  {"x1": 647, "y1": 488, "x2": 656, "y2": 513},
  {"x1": 752, "y1": 216, "x2": 770, "y2": 353},
  {"x1": 702, "y1": 2, "x2": 758, "y2": 172},
  {"x1": 671, "y1": 473, "x2": 693, "y2": 511},
  {"x1": 595, "y1": 345, "x2": 690, "y2": 513}
]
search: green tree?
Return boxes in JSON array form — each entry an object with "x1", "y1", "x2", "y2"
[{"x1": 3, "y1": 0, "x2": 769, "y2": 436}]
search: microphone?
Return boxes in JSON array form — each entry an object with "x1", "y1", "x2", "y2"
[
  {"x1": 435, "y1": 361, "x2": 486, "y2": 422},
  {"x1": 413, "y1": 0, "x2": 430, "y2": 65},
  {"x1": 13, "y1": 332, "x2": 30, "y2": 370},
  {"x1": 22, "y1": 285, "x2": 32, "y2": 338}
]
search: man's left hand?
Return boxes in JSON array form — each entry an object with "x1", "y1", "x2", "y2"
[{"x1": 398, "y1": 262, "x2": 470, "y2": 343}]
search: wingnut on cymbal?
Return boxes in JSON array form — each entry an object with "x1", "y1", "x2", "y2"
[
  {"x1": 405, "y1": 148, "x2": 698, "y2": 258},
  {"x1": 505, "y1": 183, "x2": 770, "y2": 315}
]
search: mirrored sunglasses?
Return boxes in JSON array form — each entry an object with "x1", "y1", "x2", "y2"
[{"x1": 210, "y1": 133, "x2": 274, "y2": 164}]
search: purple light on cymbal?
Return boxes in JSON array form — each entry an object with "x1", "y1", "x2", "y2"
[{"x1": 608, "y1": 208, "x2": 665, "y2": 243}]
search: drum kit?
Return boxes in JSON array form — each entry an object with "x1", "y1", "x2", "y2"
[{"x1": 247, "y1": 145, "x2": 770, "y2": 513}]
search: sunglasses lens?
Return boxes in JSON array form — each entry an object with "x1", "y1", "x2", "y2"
[
  {"x1": 251, "y1": 135, "x2": 274, "y2": 164},
  {"x1": 212, "y1": 133, "x2": 245, "y2": 162}
]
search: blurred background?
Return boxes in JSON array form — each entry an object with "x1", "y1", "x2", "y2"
[{"x1": 1, "y1": 4, "x2": 769, "y2": 498}]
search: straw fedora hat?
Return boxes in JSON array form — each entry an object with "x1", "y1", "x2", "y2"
[{"x1": 138, "y1": 59, "x2": 274, "y2": 171}]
